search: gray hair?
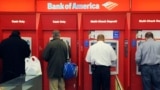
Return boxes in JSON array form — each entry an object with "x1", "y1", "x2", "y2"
[{"x1": 52, "y1": 30, "x2": 60, "y2": 38}]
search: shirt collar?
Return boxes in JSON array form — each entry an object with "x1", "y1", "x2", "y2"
[
  {"x1": 97, "y1": 41, "x2": 104, "y2": 43},
  {"x1": 147, "y1": 38, "x2": 154, "y2": 41}
]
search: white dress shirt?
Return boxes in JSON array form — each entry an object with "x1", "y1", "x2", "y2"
[{"x1": 85, "y1": 41, "x2": 117, "y2": 66}]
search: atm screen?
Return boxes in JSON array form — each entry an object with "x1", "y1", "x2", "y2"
[
  {"x1": 105, "y1": 42, "x2": 117, "y2": 54},
  {"x1": 89, "y1": 40, "x2": 119, "y2": 75}
]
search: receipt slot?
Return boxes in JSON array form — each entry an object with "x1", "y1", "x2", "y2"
[{"x1": 89, "y1": 40, "x2": 119, "y2": 75}]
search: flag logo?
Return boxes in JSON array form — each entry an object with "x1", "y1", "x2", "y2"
[{"x1": 102, "y1": 1, "x2": 118, "y2": 10}]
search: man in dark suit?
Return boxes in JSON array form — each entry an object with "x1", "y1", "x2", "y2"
[{"x1": 0, "y1": 30, "x2": 30, "y2": 83}]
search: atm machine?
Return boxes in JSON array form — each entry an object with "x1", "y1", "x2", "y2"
[
  {"x1": 0, "y1": 14, "x2": 38, "y2": 84},
  {"x1": 43, "y1": 31, "x2": 78, "y2": 90},
  {"x1": 83, "y1": 30, "x2": 125, "y2": 90},
  {"x1": 130, "y1": 13, "x2": 160, "y2": 90},
  {"x1": 40, "y1": 14, "x2": 78, "y2": 90},
  {"x1": 82, "y1": 13, "x2": 126, "y2": 90},
  {"x1": 131, "y1": 30, "x2": 160, "y2": 90}
]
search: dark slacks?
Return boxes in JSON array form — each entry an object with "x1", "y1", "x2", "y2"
[
  {"x1": 92, "y1": 65, "x2": 110, "y2": 90},
  {"x1": 141, "y1": 64, "x2": 160, "y2": 90}
]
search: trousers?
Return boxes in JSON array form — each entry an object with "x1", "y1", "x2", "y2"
[
  {"x1": 49, "y1": 78, "x2": 65, "y2": 90},
  {"x1": 92, "y1": 65, "x2": 110, "y2": 90},
  {"x1": 141, "y1": 64, "x2": 160, "y2": 90}
]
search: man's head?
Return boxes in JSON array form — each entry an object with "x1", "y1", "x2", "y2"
[
  {"x1": 52, "y1": 30, "x2": 60, "y2": 39},
  {"x1": 10, "y1": 30, "x2": 20, "y2": 37},
  {"x1": 97, "y1": 34, "x2": 105, "y2": 41},
  {"x1": 145, "y1": 32, "x2": 154, "y2": 39}
]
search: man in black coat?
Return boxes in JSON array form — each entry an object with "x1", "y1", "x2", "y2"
[
  {"x1": 0, "y1": 30, "x2": 31, "y2": 83},
  {"x1": 42, "y1": 30, "x2": 68, "y2": 90}
]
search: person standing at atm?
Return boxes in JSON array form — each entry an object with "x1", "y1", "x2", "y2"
[
  {"x1": 136, "y1": 32, "x2": 160, "y2": 90},
  {"x1": 42, "y1": 30, "x2": 68, "y2": 90},
  {"x1": 85, "y1": 34, "x2": 117, "y2": 90},
  {"x1": 0, "y1": 30, "x2": 30, "y2": 83}
]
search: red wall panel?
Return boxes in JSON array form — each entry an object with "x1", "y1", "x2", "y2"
[
  {"x1": 131, "y1": 14, "x2": 160, "y2": 29},
  {"x1": 0, "y1": 0, "x2": 35, "y2": 12},
  {"x1": 132, "y1": 0, "x2": 160, "y2": 11}
]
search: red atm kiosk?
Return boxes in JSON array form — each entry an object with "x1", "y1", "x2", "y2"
[
  {"x1": 130, "y1": 13, "x2": 160, "y2": 90},
  {"x1": 0, "y1": 0, "x2": 36, "y2": 83},
  {"x1": 130, "y1": 0, "x2": 160, "y2": 89},
  {"x1": 39, "y1": 14, "x2": 78, "y2": 90},
  {"x1": 0, "y1": 14, "x2": 37, "y2": 83},
  {"x1": 82, "y1": 13, "x2": 126, "y2": 90}
]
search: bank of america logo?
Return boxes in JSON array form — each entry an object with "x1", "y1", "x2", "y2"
[{"x1": 102, "y1": 1, "x2": 118, "y2": 10}]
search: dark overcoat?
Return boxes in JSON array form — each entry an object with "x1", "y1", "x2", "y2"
[
  {"x1": 0, "y1": 34, "x2": 30, "y2": 82},
  {"x1": 42, "y1": 38, "x2": 68, "y2": 79}
]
